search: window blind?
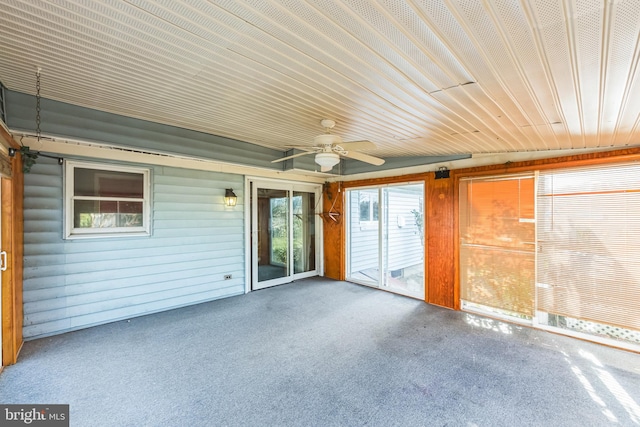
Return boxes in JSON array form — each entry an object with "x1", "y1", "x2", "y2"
[{"x1": 537, "y1": 163, "x2": 640, "y2": 331}]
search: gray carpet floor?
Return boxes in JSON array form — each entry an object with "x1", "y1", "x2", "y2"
[{"x1": 1, "y1": 278, "x2": 639, "y2": 427}]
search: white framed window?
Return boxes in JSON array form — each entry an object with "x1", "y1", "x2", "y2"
[
  {"x1": 357, "y1": 190, "x2": 379, "y2": 230},
  {"x1": 64, "y1": 160, "x2": 151, "y2": 239}
]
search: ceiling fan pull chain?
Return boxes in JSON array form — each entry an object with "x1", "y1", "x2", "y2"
[{"x1": 36, "y1": 67, "x2": 41, "y2": 141}]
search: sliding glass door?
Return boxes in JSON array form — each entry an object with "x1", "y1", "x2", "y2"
[
  {"x1": 251, "y1": 181, "x2": 320, "y2": 290},
  {"x1": 459, "y1": 165, "x2": 640, "y2": 349},
  {"x1": 346, "y1": 183, "x2": 425, "y2": 299}
]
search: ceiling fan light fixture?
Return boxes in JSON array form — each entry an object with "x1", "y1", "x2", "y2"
[{"x1": 315, "y1": 152, "x2": 340, "y2": 169}]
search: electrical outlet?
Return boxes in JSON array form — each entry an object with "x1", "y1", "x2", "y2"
[{"x1": 224, "y1": 274, "x2": 232, "y2": 280}]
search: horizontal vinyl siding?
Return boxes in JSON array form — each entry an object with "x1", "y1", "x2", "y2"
[
  {"x1": 23, "y1": 157, "x2": 245, "y2": 339},
  {"x1": 348, "y1": 191, "x2": 379, "y2": 273},
  {"x1": 350, "y1": 230, "x2": 379, "y2": 273},
  {"x1": 7, "y1": 91, "x2": 283, "y2": 170},
  {"x1": 386, "y1": 191, "x2": 423, "y2": 271}
]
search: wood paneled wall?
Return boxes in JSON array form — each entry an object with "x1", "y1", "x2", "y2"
[
  {"x1": 1, "y1": 125, "x2": 23, "y2": 366},
  {"x1": 426, "y1": 174, "x2": 456, "y2": 309},
  {"x1": 322, "y1": 182, "x2": 344, "y2": 280},
  {"x1": 323, "y1": 146, "x2": 640, "y2": 312},
  {"x1": 325, "y1": 174, "x2": 457, "y2": 308}
]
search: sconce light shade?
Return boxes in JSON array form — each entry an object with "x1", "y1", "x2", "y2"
[{"x1": 224, "y1": 189, "x2": 237, "y2": 207}]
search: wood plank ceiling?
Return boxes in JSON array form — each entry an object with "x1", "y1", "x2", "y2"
[{"x1": 1, "y1": 0, "x2": 639, "y2": 159}]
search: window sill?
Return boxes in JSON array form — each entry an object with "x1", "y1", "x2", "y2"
[{"x1": 65, "y1": 231, "x2": 151, "y2": 240}]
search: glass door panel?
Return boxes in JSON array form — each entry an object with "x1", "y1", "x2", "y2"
[
  {"x1": 346, "y1": 184, "x2": 425, "y2": 299},
  {"x1": 293, "y1": 191, "x2": 316, "y2": 274},
  {"x1": 382, "y1": 184, "x2": 425, "y2": 299},
  {"x1": 257, "y1": 188, "x2": 289, "y2": 285},
  {"x1": 347, "y1": 188, "x2": 380, "y2": 286}
]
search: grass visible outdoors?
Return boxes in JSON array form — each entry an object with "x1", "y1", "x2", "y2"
[
  {"x1": 271, "y1": 236, "x2": 287, "y2": 264},
  {"x1": 270, "y1": 232, "x2": 304, "y2": 266}
]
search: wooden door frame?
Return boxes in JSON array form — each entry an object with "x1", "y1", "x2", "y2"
[{"x1": 1, "y1": 124, "x2": 24, "y2": 366}]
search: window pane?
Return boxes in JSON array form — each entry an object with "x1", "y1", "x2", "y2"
[
  {"x1": 382, "y1": 184, "x2": 424, "y2": 299},
  {"x1": 359, "y1": 192, "x2": 369, "y2": 221},
  {"x1": 74, "y1": 168, "x2": 144, "y2": 198},
  {"x1": 537, "y1": 164, "x2": 640, "y2": 340},
  {"x1": 293, "y1": 192, "x2": 316, "y2": 274},
  {"x1": 74, "y1": 200, "x2": 143, "y2": 228},
  {"x1": 348, "y1": 190, "x2": 380, "y2": 284},
  {"x1": 372, "y1": 193, "x2": 379, "y2": 221},
  {"x1": 459, "y1": 176, "x2": 536, "y2": 318},
  {"x1": 358, "y1": 189, "x2": 379, "y2": 222},
  {"x1": 269, "y1": 193, "x2": 289, "y2": 269}
]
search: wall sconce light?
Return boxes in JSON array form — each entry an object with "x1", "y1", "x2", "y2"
[
  {"x1": 224, "y1": 189, "x2": 237, "y2": 207},
  {"x1": 434, "y1": 166, "x2": 450, "y2": 179},
  {"x1": 8, "y1": 147, "x2": 17, "y2": 157}
]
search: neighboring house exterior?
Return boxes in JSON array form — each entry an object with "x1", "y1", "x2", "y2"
[{"x1": 347, "y1": 187, "x2": 423, "y2": 275}]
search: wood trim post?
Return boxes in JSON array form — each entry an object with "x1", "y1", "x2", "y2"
[
  {"x1": 322, "y1": 182, "x2": 344, "y2": 280},
  {"x1": 426, "y1": 173, "x2": 455, "y2": 308},
  {"x1": 1, "y1": 126, "x2": 24, "y2": 366}
]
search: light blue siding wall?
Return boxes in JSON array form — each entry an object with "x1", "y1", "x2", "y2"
[
  {"x1": 6, "y1": 90, "x2": 282, "y2": 170},
  {"x1": 348, "y1": 191, "x2": 378, "y2": 273},
  {"x1": 385, "y1": 189, "x2": 423, "y2": 271},
  {"x1": 23, "y1": 157, "x2": 245, "y2": 339}
]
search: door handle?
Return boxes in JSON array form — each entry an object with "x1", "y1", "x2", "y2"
[{"x1": 0, "y1": 251, "x2": 7, "y2": 271}]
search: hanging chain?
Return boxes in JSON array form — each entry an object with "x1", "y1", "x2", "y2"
[{"x1": 36, "y1": 67, "x2": 41, "y2": 141}]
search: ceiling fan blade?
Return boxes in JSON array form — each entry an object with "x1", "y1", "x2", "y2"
[
  {"x1": 341, "y1": 150, "x2": 385, "y2": 166},
  {"x1": 283, "y1": 145, "x2": 318, "y2": 152},
  {"x1": 271, "y1": 151, "x2": 315, "y2": 163},
  {"x1": 336, "y1": 140, "x2": 376, "y2": 151}
]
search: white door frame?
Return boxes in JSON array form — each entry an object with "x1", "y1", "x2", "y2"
[
  {"x1": 245, "y1": 177, "x2": 323, "y2": 293},
  {"x1": 345, "y1": 182, "x2": 425, "y2": 299}
]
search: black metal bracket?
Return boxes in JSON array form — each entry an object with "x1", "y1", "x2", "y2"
[{"x1": 7, "y1": 146, "x2": 63, "y2": 165}]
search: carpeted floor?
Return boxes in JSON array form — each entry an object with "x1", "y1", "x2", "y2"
[{"x1": 1, "y1": 278, "x2": 639, "y2": 426}]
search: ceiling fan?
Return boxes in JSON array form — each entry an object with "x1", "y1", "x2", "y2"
[{"x1": 271, "y1": 119, "x2": 385, "y2": 172}]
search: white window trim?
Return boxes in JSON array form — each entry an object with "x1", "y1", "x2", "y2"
[{"x1": 64, "y1": 160, "x2": 151, "y2": 239}]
